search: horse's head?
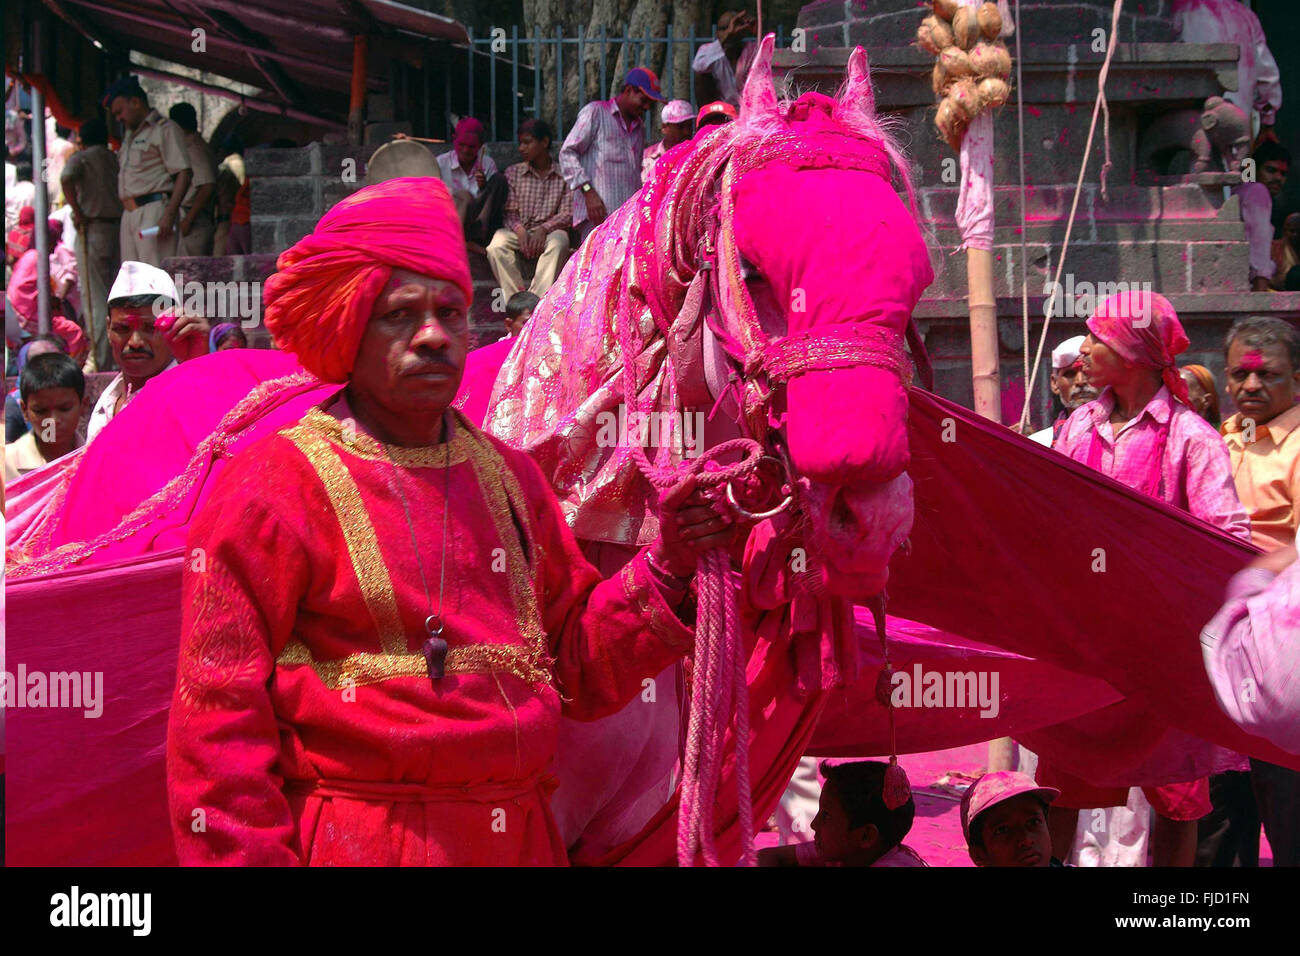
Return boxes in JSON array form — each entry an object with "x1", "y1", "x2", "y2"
[{"x1": 706, "y1": 38, "x2": 934, "y2": 598}]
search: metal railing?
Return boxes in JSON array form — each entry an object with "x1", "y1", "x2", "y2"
[{"x1": 463, "y1": 25, "x2": 787, "y2": 142}]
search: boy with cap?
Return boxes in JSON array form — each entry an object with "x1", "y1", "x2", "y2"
[
  {"x1": 1029, "y1": 334, "x2": 1098, "y2": 447},
  {"x1": 962, "y1": 771, "x2": 1064, "y2": 867},
  {"x1": 88, "y1": 260, "x2": 209, "y2": 441},
  {"x1": 103, "y1": 76, "x2": 192, "y2": 267},
  {"x1": 642, "y1": 100, "x2": 694, "y2": 184},
  {"x1": 758, "y1": 760, "x2": 927, "y2": 867},
  {"x1": 560, "y1": 67, "x2": 665, "y2": 243},
  {"x1": 4, "y1": 352, "x2": 86, "y2": 484}
]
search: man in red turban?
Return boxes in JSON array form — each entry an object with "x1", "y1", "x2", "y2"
[{"x1": 167, "y1": 177, "x2": 732, "y2": 865}]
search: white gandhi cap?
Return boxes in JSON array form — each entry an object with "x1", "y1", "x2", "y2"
[
  {"x1": 1051, "y1": 335, "x2": 1087, "y2": 370},
  {"x1": 108, "y1": 260, "x2": 179, "y2": 308}
]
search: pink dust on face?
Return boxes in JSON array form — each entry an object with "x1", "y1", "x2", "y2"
[{"x1": 1239, "y1": 350, "x2": 1266, "y2": 373}]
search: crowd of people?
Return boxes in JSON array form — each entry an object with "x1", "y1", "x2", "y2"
[
  {"x1": 3, "y1": 4, "x2": 1297, "y2": 870},
  {"x1": 4, "y1": 77, "x2": 249, "y2": 379}
]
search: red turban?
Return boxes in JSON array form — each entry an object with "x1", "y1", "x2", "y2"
[
  {"x1": 262, "y1": 177, "x2": 472, "y2": 383},
  {"x1": 1086, "y1": 290, "x2": 1191, "y2": 405}
]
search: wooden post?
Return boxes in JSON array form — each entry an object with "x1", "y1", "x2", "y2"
[
  {"x1": 967, "y1": 247, "x2": 1000, "y2": 422},
  {"x1": 348, "y1": 35, "x2": 368, "y2": 146}
]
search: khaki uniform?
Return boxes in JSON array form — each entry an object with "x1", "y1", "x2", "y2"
[
  {"x1": 117, "y1": 110, "x2": 190, "y2": 266},
  {"x1": 62, "y1": 145, "x2": 124, "y2": 371},
  {"x1": 177, "y1": 130, "x2": 217, "y2": 257}
]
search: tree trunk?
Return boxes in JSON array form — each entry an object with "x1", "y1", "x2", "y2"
[{"x1": 521, "y1": 0, "x2": 714, "y2": 138}]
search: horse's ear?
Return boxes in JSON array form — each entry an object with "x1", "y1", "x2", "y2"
[
  {"x1": 835, "y1": 46, "x2": 876, "y2": 120},
  {"x1": 739, "y1": 33, "x2": 779, "y2": 122}
]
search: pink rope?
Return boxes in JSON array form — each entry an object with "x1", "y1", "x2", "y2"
[{"x1": 615, "y1": 294, "x2": 761, "y2": 867}]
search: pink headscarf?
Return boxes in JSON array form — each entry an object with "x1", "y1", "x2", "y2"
[
  {"x1": 1086, "y1": 290, "x2": 1191, "y2": 405},
  {"x1": 452, "y1": 117, "x2": 485, "y2": 148},
  {"x1": 262, "y1": 177, "x2": 471, "y2": 383}
]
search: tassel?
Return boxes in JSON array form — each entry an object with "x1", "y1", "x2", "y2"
[
  {"x1": 883, "y1": 756, "x2": 913, "y2": 810},
  {"x1": 866, "y1": 593, "x2": 911, "y2": 809}
]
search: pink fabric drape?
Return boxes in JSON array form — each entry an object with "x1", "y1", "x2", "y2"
[{"x1": 7, "y1": 349, "x2": 1300, "y2": 867}]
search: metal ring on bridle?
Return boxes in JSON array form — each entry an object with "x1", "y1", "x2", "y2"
[
  {"x1": 723, "y1": 454, "x2": 796, "y2": 521},
  {"x1": 425, "y1": 614, "x2": 444, "y2": 637},
  {"x1": 725, "y1": 481, "x2": 794, "y2": 521}
]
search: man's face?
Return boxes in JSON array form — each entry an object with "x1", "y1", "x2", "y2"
[
  {"x1": 662, "y1": 121, "x2": 693, "y2": 149},
  {"x1": 506, "y1": 308, "x2": 532, "y2": 338},
  {"x1": 810, "y1": 779, "x2": 878, "y2": 864},
  {"x1": 969, "y1": 795, "x2": 1053, "y2": 867},
  {"x1": 22, "y1": 387, "x2": 83, "y2": 447},
  {"x1": 617, "y1": 87, "x2": 652, "y2": 121},
  {"x1": 1050, "y1": 361, "x2": 1097, "y2": 409},
  {"x1": 517, "y1": 133, "x2": 548, "y2": 165},
  {"x1": 108, "y1": 305, "x2": 174, "y2": 380},
  {"x1": 1079, "y1": 333, "x2": 1126, "y2": 390},
  {"x1": 1180, "y1": 368, "x2": 1214, "y2": 420},
  {"x1": 1260, "y1": 159, "x2": 1289, "y2": 198},
  {"x1": 109, "y1": 95, "x2": 147, "y2": 131},
  {"x1": 350, "y1": 269, "x2": 469, "y2": 420},
  {"x1": 454, "y1": 138, "x2": 480, "y2": 170},
  {"x1": 1226, "y1": 340, "x2": 1299, "y2": 425}
]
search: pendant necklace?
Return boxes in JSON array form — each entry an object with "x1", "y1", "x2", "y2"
[{"x1": 383, "y1": 411, "x2": 452, "y2": 686}]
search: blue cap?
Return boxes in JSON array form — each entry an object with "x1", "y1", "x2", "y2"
[{"x1": 624, "y1": 67, "x2": 667, "y2": 103}]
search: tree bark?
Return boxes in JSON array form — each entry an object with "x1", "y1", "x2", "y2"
[{"x1": 520, "y1": 0, "x2": 714, "y2": 138}]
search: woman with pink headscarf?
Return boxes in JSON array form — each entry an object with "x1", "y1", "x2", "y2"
[
  {"x1": 6, "y1": 217, "x2": 87, "y2": 362},
  {"x1": 1037, "y1": 289, "x2": 1250, "y2": 867}
]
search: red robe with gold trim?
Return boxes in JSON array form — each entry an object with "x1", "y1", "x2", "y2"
[{"x1": 166, "y1": 405, "x2": 693, "y2": 865}]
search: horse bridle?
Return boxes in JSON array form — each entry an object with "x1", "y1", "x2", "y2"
[{"x1": 686, "y1": 148, "x2": 927, "y2": 524}]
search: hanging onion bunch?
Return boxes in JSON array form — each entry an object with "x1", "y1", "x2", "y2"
[{"x1": 918, "y1": 1, "x2": 1013, "y2": 150}]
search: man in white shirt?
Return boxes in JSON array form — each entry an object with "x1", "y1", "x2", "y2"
[
  {"x1": 692, "y1": 9, "x2": 757, "y2": 108},
  {"x1": 436, "y1": 117, "x2": 506, "y2": 254},
  {"x1": 88, "y1": 261, "x2": 207, "y2": 441}
]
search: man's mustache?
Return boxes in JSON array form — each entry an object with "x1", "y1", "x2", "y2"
[{"x1": 122, "y1": 348, "x2": 154, "y2": 358}]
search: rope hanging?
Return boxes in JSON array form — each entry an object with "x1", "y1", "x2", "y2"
[{"x1": 1017, "y1": 0, "x2": 1124, "y2": 432}]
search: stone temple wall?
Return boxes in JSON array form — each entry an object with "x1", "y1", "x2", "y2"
[
  {"x1": 776, "y1": 0, "x2": 1299, "y2": 423},
  {"x1": 164, "y1": 139, "x2": 529, "y2": 353}
]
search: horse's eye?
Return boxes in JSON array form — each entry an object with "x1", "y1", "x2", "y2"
[{"x1": 738, "y1": 254, "x2": 759, "y2": 281}]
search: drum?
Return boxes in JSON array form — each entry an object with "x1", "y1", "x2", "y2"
[{"x1": 365, "y1": 139, "x2": 443, "y2": 185}]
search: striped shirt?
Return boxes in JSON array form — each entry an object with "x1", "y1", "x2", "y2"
[
  {"x1": 502, "y1": 161, "x2": 569, "y2": 235},
  {"x1": 1201, "y1": 561, "x2": 1300, "y2": 754},
  {"x1": 1057, "y1": 385, "x2": 1251, "y2": 541},
  {"x1": 558, "y1": 99, "x2": 645, "y2": 227}
]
